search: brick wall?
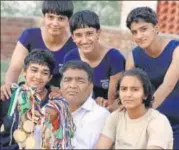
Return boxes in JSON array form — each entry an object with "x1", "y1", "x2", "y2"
[
  {"x1": 157, "y1": 1, "x2": 179, "y2": 34},
  {"x1": 1, "y1": 16, "x2": 36, "y2": 60},
  {"x1": 1, "y1": 17, "x2": 179, "y2": 60}
]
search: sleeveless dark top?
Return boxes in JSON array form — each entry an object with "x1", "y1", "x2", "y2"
[{"x1": 132, "y1": 40, "x2": 179, "y2": 126}]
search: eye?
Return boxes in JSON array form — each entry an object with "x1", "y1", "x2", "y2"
[
  {"x1": 31, "y1": 69, "x2": 37, "y2": 72},
  {"x1": 131, "y1": 31, "x2": 137, "y2": 35},
  {"x1": 47, "y1": 15, "x2": 54, "y2": 20},
  {"x1": 132, "y1": 88, "x2": 139, "y2": 91},
  {"x1": 120, "y1": 87, "x2": 127, "y2": 91},
  {"x1": 77, "y1": 79, "x2": 85, "y2": 84},
  {"x1": 63, "y1": 78, "x2": 71, "y2": 82},
  {"x1": 43, "y1": 72, "x2": 49, "y2": 75},
  {"x1": 58, "y1": 16, "x2": 66, "y2": 21},
  {"x1": 140, "y1": 27, "x2": 147, "y2": 32},
  {"x1": 87, "y1": 32, "x2": 94, "y2": 36}
]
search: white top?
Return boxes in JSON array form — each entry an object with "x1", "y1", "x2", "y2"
[
  {"x1": 71, "y1": 95, "x2": 110, "y2": 149},
  {"x1": 102, "y1": 108, "x2": 173, "y2": 149}
]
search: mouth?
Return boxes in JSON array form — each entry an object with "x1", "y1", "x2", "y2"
[
  {"x1": 123, "y1": 100, "x2": 133, "y2": 103},
  {"x1": 137, "y1": 40, "x2": 146, "y2": 45},
  {"x1": 80, "y1": 45, "x2": 92, "y2": 50},
  {"x1": 67, "y1": 91, "x2": 78, "y2": 95}
]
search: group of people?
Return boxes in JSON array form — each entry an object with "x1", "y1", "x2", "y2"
[{"x1": 0, "y1": 1, "x2": 179, "y2": 149}]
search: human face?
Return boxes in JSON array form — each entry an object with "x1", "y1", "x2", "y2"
[
  {"x1": 60, "y1": 68, "x2": 93, "y2": 109},
  {"x1": 119, "y1": 75, "x2": 145, "y2": 110},
  {"x1": 130, "y1": 20, "x2": 158, "y2": 49},
  {"x1": 23, "y1": 63, "x2": 52, "y2": 92},
  {"x1": 43, "y1": 13, "x2": 69, "y2": 36},
  {"x1": 72, "y1": 27, "x2": 101, "y2": 54}
]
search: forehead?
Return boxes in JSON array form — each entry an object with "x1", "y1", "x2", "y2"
[
  {"x1": 45, "y1": 12, "x2": 66, "y2": 18},
  {"x1": 120, "y1": 75, "x2": 143, "y2": 87},
  {"x1": 130, "y1": 20, "x2": 153, "y2": 30},
  {"x1": 63, "y1": 68, "x2": 88, "y2": 78},
  {"x1": 73, "y1": 27, "x2": 97, "y2": 33},
  {"x1": 27, "y1": 63, "x2": 50, "y2": 71}
]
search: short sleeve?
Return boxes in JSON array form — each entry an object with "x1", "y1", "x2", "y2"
[
  {"x1": 18, "y1": 28, "x2": 32, "y2": 51},
  {"x1": 147, "y1": 114, "x2": 173, "y2": 149},
  {"x1": 63, "y1": 48, "x2": 80, "y2": 63},
  {"x1": 109, "y1": 49, "x2": 125, "y2": 76},
  {"x1": 101, "y1": 110, "x2": 119, "y2": 142}
]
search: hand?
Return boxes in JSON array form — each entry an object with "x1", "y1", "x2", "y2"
[
  {"x1": 107, "y1": 99, "x2": 125, "y2": 112},
  {"x1": 48, "y1": 86, "x2": 62, "y2": 99},
  {"x1": 0, "y1": 83, "x2": 11, "y2": 100},
  {"x1": 26, "y1": 109, "x2": 44, "y2": 124},
  {"x1": 96, "y1": 97, "x2": 108, "y2": 107}
]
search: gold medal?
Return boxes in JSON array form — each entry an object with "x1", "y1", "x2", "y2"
[
  {"x1": 13, "y1": 129, "x2": 27, "y2": 142},
  {"x1": 23, "y1": 120, "x2": 34, "y2": 133},
  {"x1": 25, "y1": 135, "x2": 36, "y2": 149}
]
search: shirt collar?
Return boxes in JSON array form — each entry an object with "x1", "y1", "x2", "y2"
[
  {"x1": 80, "y1": 93, "x2": 94, "y2": 111},
  {"x1": 73, "y1": 93, "x2": 94, "y2": 114}
]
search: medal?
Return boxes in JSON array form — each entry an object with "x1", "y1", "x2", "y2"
[
  {"x1": 23, "y1": 120, "x2": 34, "y2": 133},
  {"x1": 13, "y1": 129, "x2": 27, "y2": 142},
  {"x1": 25, "y1": 135, "x2": 36, "y2": 149}
]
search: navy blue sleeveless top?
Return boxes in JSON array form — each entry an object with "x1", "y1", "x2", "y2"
[
  {"x1": 64, "y1": 48, "x2": 125, "y2": 99},
  {"x1": 18, "y1": 28, "x2": 77, "y2": 86},
  {"x1": 132, "y1": 40, "x2": 179, "y2": 125}
]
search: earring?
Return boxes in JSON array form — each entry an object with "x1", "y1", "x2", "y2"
[{"x1": 143, "y1": 97, "x2": 147, "y2": 101}]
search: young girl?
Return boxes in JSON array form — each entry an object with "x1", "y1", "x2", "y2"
[
  {"x1": 64, "y1": 10, "x2": 125, "y2": 107},
  {"x1": 95, "y1": 68, "x2": 173, "y2": 149},
  {"x1": 1, "y1": 1, "x2": 77, "y2": 100}
]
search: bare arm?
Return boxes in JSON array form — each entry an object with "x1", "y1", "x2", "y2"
[
  {"x1": 108, "y1": 72, "x2": 123, "y2": 105},
  {"x1": 95, "y1": 134, "x2": 113, "y2": 149},
  {"x1": 153, "y1": 46, "x2": 179, "y2": 108},
  {"x1": 147, "y1": 146, "x2": 163, "y2": 149},
  {"x1": 5, "y1": 41, "x2": 29, "y2": 84},
  {"x1": 1, "y1": 41, "x2": 28, "y2": 100},
  {"x1": 125, "y1": 51, "x2": 135, "y2": 70}
]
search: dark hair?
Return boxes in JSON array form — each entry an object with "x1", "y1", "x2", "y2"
[
  {"x1": 60, "y1": 60, "x2": 94, "y2": 83},
  {"x1": 24, "y1": 49, "x2": 55, "y2": 75},
  {"x1": 42, "y1": 0, "x2": 73, "y2": 19},
  {"x1": 116, "y1": 68, "x2": 154, "y2": 108},
  {"x1": 126, "y1": 6, "x2": 158, "y2": 29},
  {"x1": 69, "y1": 10, "x2": 100, "y2": 34}
]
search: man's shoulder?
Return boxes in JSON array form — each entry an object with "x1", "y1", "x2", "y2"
[{"x1": 92, "y1": 101, "x2": 110, "y2": 116}]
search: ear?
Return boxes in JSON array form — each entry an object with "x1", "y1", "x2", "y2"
[
  {"x1": 23, "y1": 68, "x2": 27, "y2": 79},
  {"x1": 154, "y1": 24, "x2": 159, "y2": 34},
  {"x1": 48, "y1": 75, "x2": 53, "y2": 82},
  {"x1": 89, "y1": 82, "x2": 94, "y2": 91},
  {"x1": 96, "y1": 29, "x2": 101, "y2": 40},
  {"x1": 143, "y1": 96, "x2": 147, "y2": 100},
  {"x1": 97, "y1": 28, "x2": 101, "y2": 34}
]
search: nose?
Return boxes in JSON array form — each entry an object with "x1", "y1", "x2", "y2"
[
  {"x1": 81, "y1": 35, "x2": 88, "y2": 44},
  {"x1": 52, "y1": 18, "x2": 60, "y2": 26},
  {"x1": 126, "y1": 89, "x2": 132, "y2": 97},
  {"x1": 136, "y1": 32, "x2": 143, "y2": 40},
  {"x1": 69, "y1": 80, "x2": 78, "y2": 88},
  {"x1": 35, "y1": 72, "x2": 42, "y2": 79}
]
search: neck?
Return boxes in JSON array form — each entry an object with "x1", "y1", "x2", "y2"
[
  {"x1": 25, "y1": 84, "x2": 47, "y2": 100},
  {"x1": 80, "y1": 43, "x2": 105, "y2": 61},
  {"x1": 42, "y1": 27, "x2": 70, "y2": 45},
  {"x1": 127, "y1": 105, "x2": 147, "y2": 119},
  {"x1": 145, "y1": 37, "x2": 166, "y2": 57}
]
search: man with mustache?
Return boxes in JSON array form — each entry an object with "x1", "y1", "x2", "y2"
[{"x1": 60, "y1": 60, "x2": 110, "y2": 149}]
